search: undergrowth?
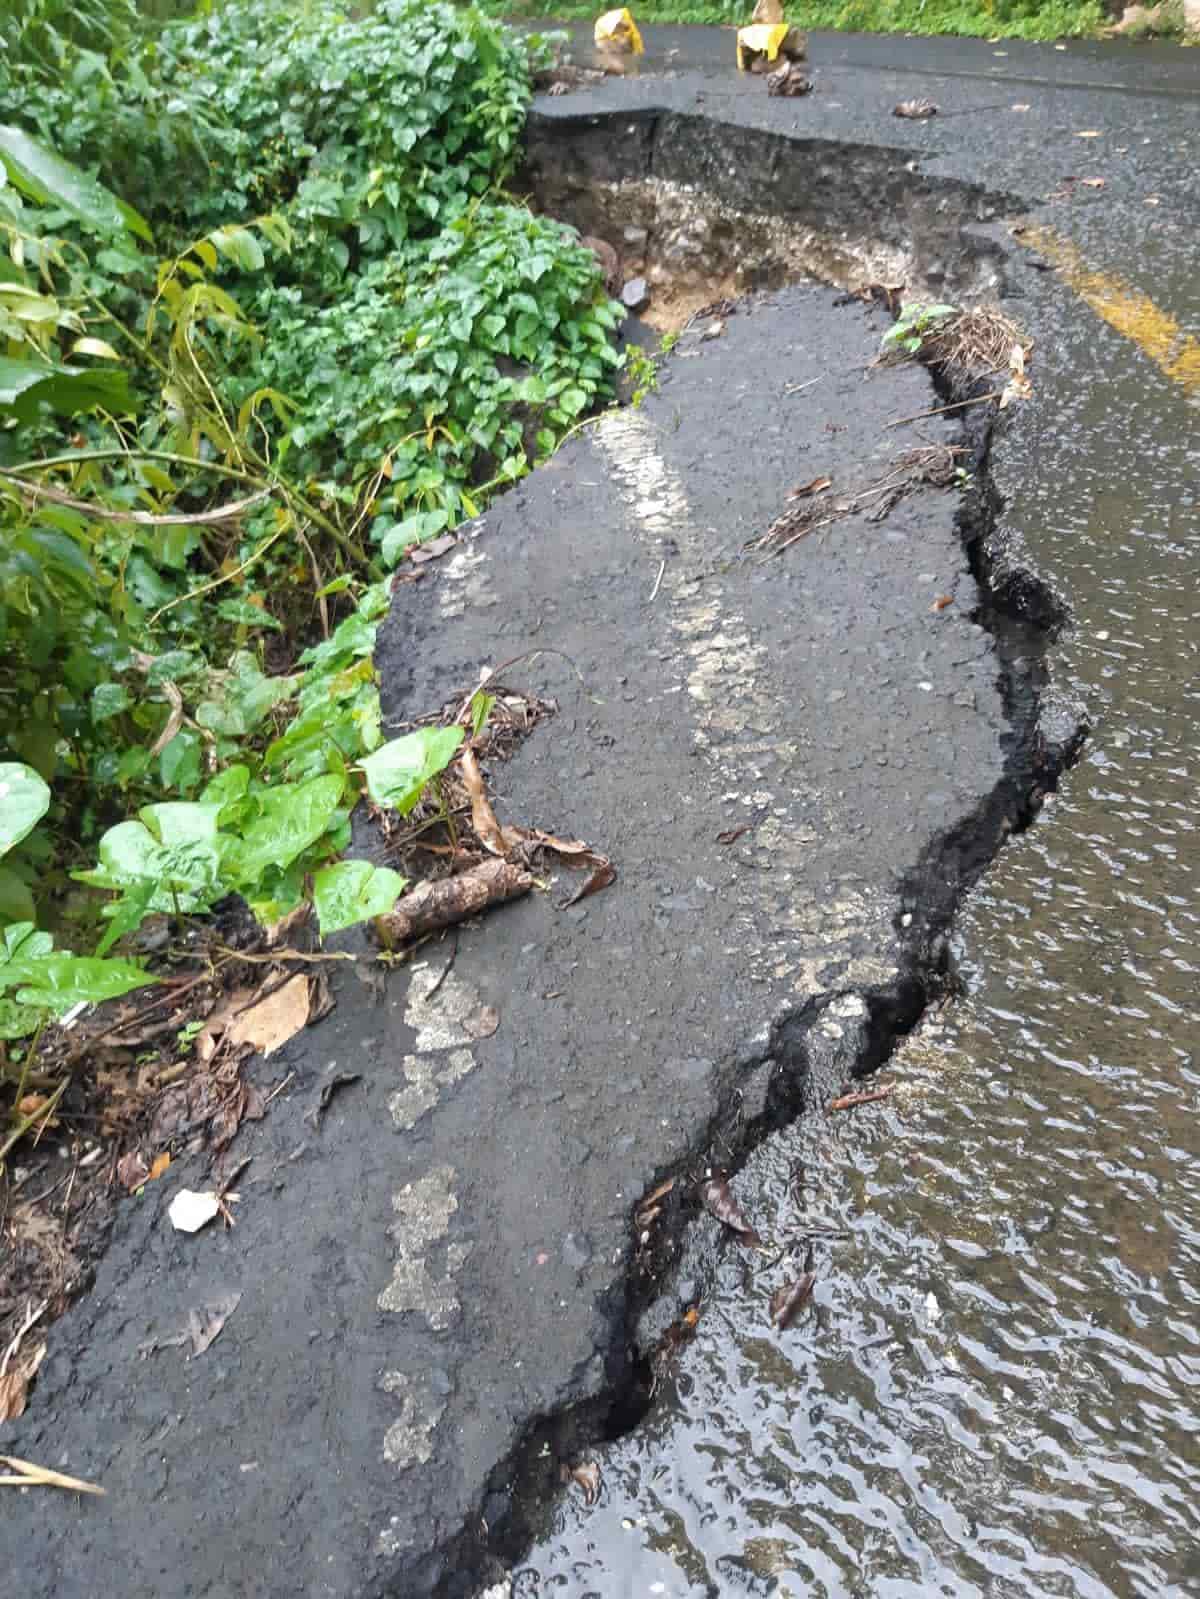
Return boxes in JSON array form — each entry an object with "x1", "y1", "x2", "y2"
[{"x1": 0, "y1": 0, "x2": 624, "y2": 1120}]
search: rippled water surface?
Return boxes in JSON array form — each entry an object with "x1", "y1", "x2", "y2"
[{"x1": 506, "y1": 57, "x2": 1200, "y2": 1599}]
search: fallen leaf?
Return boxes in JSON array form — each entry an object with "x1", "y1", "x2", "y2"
[
  {"x1": 787, "y1": 475, "x2": 832, "y2": 499},
  {"x1": 167, "y1": 1188, "x2": 221, "y2": 1234},
  {"x1": 226, "y1": 974, "x2": 310, "y2": 1057},
  {"x1": 306, "y1": 1071, "x2": 362, "y2": 1129},
  {"x1": 1079, "y1": 176, "x2": 1106, "y2": 189},
  {"x1": 465, "y1": 1004, "x2": 501, "y2": 1040},
  {"x1": 682, "y1": 1306, "x2": 699, "y2": 1328},
  {"x1": 893, "y1": 98, "x2": 938, "y2": 119},
  {"x1": 148, "y1": 1151, "x2": 171, "y2": 1181},
  {"x1": 460, "y1": 748, "x2": 521, "y2": 856},
  {"x1": 0, "y1": 1342, "x2": 46, "y2": 1424},
  {"x1": 570, "y1": 1461, "x2": 602, "y2": 1505},
  {"x1": 194, "y1": 986, "x2": 256, "y2": 1062},
  {"x1": 770, "y1": 1273, "x2": 816, "y2": 1329},
  {"x1": 931, "y1": 595, "x2": 954, "y2": 612},
  {"x1": 701, "y1": 1177, "x2": 763, "y2": 1248},
  {"x1": 560, "y1": 859, "x2": 616, "y2": 909},
  {"x1": 1074, "y1": 129, "x2": 1101, "y2": 138},
  {"x1": 642, "y1": 1176, "x2": 676, "y2": 1208},
  {"x1": 716, "y1": 824, "x2": 752, "y2": 845},
  {"x1": 409, "y1": 534, "x2": 458, "y2": 565},
  {"x1": 187, "y1": 1292, "x2": 242, "y2": 1357},
  {"x1": 117, "y1": 1150, "x2": 150, "y2": 1191}
]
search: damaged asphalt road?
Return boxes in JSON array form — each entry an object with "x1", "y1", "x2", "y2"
[
  {"x1": 1, "y1": 281, "x2": 1066, "y2": 1598},
  {"x1": 8, "y1": 17, "x2": 1164, "y2": 1582}
]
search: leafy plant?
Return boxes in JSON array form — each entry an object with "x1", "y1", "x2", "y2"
[{"x1": 880, "y1": 302, "x2": 959, "y2": 358}]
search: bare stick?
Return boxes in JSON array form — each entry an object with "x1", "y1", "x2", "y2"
[
  {"x1": 648, "y1": 559, "x2": 666, "y2": 602},
  {"x1": 885, "y1": 392, "x2": 1004, "y2": 430}
]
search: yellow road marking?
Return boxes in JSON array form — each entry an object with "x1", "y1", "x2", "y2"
[{"x1": 1022, "y1": 225, "x2": 1200, "y2": 398}]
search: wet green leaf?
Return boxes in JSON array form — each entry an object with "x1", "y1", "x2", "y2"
[
  {"x1": 313, "y1": 859, "x2": 408, "y2": 935},
  {"x1": 361, "y1": 725, "x2": 464, "y2": 815},
  {"x1": 0, "y1": 762, "x2": 50, "y2": 858},
  {"x1": 221, "y1": 773, "x2": 346, "y2": 886},
  {"x1": 0, "y1": 124, "x2": 151, "y2": 240}
]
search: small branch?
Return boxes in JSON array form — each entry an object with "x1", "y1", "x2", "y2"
[
  {"x1": 0, "y1": 470, "x2": 271, "y2": 526},
  {"x1": 885, "y1": 392, "x2": 1004, "y2": 430},
  {"x1": 648, "y1": 559, "x2": 666, "y2": 602},
  {"x1": 828, "y1": 1083, "x2": 896, "y2": 1113}
]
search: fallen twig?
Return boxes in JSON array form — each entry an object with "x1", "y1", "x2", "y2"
[
  {"x1": 0, "y1": 1454, "x2": 105, "y2": 1495},
  {"x1": 648, "y1": 559, "x2": 666, "y2": 602},
  {"x1": 885, "y1": 392, "x2": 1005, "y2": 429},
  {"x1": 828, "y1": 1083, "x2": 897, "y2": 1113}
]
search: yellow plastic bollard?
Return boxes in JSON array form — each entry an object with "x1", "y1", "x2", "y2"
[{"x1": 594, "y1": 8, "x2": 645, "y2": 54}]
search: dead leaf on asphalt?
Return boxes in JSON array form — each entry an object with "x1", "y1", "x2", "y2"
[
  {"x1": 788, "y1": 475, "x2": 832, "y2": 499},
  {"x1": 148, "y1": 1150, "x2": 171, "y2": 1181},
  {"x1": 306, "y1": 1071, "x2": 362, "y2": 1129},
  {"x1": 770, "y1": 1273, "x2": 816, "y2": 1329},
  {"x1": 716, "y1": 824, "x2": 752, "y2": 845},
  {"x1": 701, "y1": 1177, "x2": 763, "y2": 1248},
  {"x1": 570, "y1": 1461, "x2": 602, "y2": 1505},
  {"x1": 560, "y1": 859, "x2": 616, "y2": 909},
  {"x1": 187, "y1": 1292, "x2": 242, "y2": 1357},
  {"x1": 226, "y1": 974, "x2": 311, "y2": 1057},
  {"x1": 460, "y1": 748, "x2": 521, "y2": 856},
  {"x1": 465, "y1": 1004, "x2": 501, "y2": 1039},
  {"x1": 931, "y1": 594, "x2": 954, "y2": 612},
  {"x1": 408, "y1": 534, "x2": 457, "y2": 565}
]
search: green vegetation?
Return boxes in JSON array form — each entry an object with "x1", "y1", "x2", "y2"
[
  {"x1": 485, "y1": 0, "x2": 1111, "y2": 42},
  {"x1": 0, "y1": 0, "x2": 624, "y2": 1067}
]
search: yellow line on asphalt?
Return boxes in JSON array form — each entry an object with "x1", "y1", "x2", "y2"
[{"x1": 1022, "y1": 225, "x2": 1200, "y2": 398}]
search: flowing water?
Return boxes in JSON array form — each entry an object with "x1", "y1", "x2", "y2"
[{"x1": 503, "y1": 52, "x2": 1200, "y2": 1599}]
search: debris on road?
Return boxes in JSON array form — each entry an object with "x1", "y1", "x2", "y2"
[
  {"x1": 0, "y1": 1453, "x2": 104, "y2": 1496},
  {"x1": 701, "y1": 1176, "x2": 764, "y2": 1248},
  {"x1": 894, "y1": 98, "x2": 938, "y2": 119},
  {"x1": 306, "y1": 1071, "x2": 363, "y2": 1129},
  {"x1": 827, "y1": 1082, "x2": 896, "y2": 1112},
  {"x1": 374, "y1": 859, "x2": 534, "y2": 948},
  {"x1": 187, "y1": 1293, "x2": 242, "y2": 1358},
  {"x1": 167, "y1": 1188, "x2": 222, "y2": 1234},
  {"x1": 225, "y1": 974, "x2": 312, "y2": 1058},
  {"x1": 568, "y1": 1460, "x2": 602, "y2": 1505},
  {"x1": 770, "y1": 1272, "x2": 816, "y2": 1329},
  {"x1": 767, "y1": 62, "x2": 811, "y2": 97}
]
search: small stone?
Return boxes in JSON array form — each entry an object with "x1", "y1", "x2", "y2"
[{"x1": 622, "y1": 276, "x2": 649, "y2": 311}]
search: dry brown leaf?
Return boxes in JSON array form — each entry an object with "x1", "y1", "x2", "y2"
[
  {"x1": 15, "y1": 1094, "x2": 58, "y2": 1129},
  {"x1": 409, "y1": 535, "x2": 457, "y2": 565},
  {"x1": 931, "y1": 594, "x2": 954, "y2": 612},
  {"x1": 700, "y1": 1177, "x2": 763, "y2": 1248},
  {"x1": 226, "y1": 974, "x2": 310, "y2": 1057},
  {"x1": 560, "y1": 859, "x2": 616, "y2": 909},
  {"x1": 0, "y1": 1340, "x2": 45, "y2": 1424},
  {"x1": 306, "y1": 1071, "x2": 362, "y2": 1129},
  {"x1": 788, "y1": 475, "x2": 832, "y2": 499},
  {"x1": 465, "y1": 1005, "x2": 501, "y2": 1040},
  {"x1": 265, "y1": 903, "x2": 311, "y2": 947},
  {"x1": 148, "y1": 1151, "x2": 171, "y2": 1181},
  {"x1": 460, "y1": 748, "x2": 521, "y2": 856},
  {"x1": 770, "y1": 1273, "x2": 816, "y2": 1329},
  {"x1": 187, "y1": 1292, "x2": 241, "y2": 1357},
  {"x1": 716, "y1": 824, "x2": 752, "y2": 845},
  {"x1": 570, "y1": 1461, "x2": 602, "y2": 1505},
  {"x1": 117, "y1": 1150, "x2": 150, "y2": 1191},
  {"x1": 195, "y1": 986, "x2": 256, "y2": 1062}
]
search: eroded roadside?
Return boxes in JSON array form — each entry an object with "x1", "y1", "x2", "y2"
[{"x1": 1, "y1": 113, "x2": 1080, "y2": 1599}]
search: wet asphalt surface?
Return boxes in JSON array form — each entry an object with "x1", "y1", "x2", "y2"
[
  {"x1": 500, "y1": 25, "x2": 1200, "y2": 1599},
  {"x1": 4, "y1": 26, "x2": 1200, "y2": 1599}
]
